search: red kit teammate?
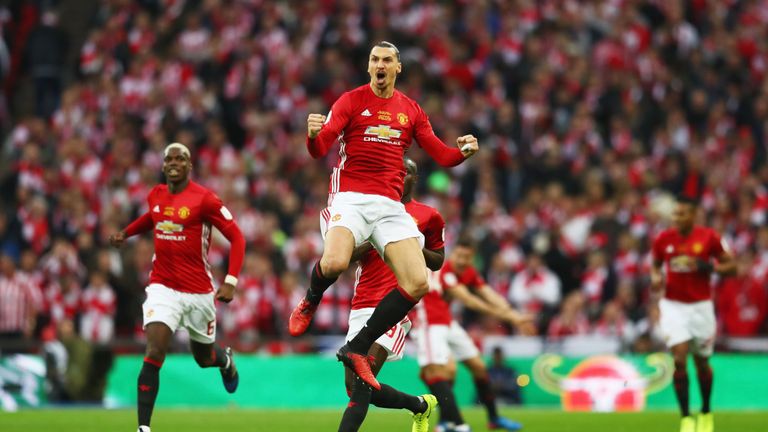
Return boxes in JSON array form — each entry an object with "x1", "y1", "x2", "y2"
[
  {"x1": 110, "y1": 143, "x2": 245, "y2": 432},
  {"x1": 288, "y1": 41, "x2": 478, "y2": 390},
  {"x1": 414, "y1": 238, "x2": 533, "y2": 432},
  {"x1": 338, "y1": 158, "x2": 440, "y2": 432},
  {"x1": 651, "y1": 196, "x2": 735, "y2": 432}
]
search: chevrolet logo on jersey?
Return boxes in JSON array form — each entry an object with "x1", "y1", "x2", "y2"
[
  {"x1": 364, "y1": 125, "x2": 402, "y2": 143},
  {"x1": 156, "y1": 220, "x2": 183, "y2": 234}
]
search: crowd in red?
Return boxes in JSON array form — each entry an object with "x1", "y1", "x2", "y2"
[{"x1": 1, "y1": 0, "x2": 767, "y2": 355}]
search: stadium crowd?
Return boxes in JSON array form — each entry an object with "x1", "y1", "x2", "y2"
[{"x1": 1, "y1": 0, "x2": 768, "y2": 359}]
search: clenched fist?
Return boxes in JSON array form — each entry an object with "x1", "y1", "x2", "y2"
[
  {"x1": 109, "y1": 231, "x2": 127, "y2": 248},
  {"x1": 457, "y1": 135, "x2": 479, "y2": 158},
  {"x1": 307, "y1": 113, "x2": 327, "y2": 139}
]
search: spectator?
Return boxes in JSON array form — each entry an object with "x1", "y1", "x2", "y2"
[
  {"x1": 716, "y1": 253, "x2": 768, "y2": 337},
  {"x1": 592, "y1": 300, "x2": 636, "y2": 349},
  {"x1": 508, "y1": 253, "x2": 561, "y2": 319},
  {"x1": 23, "y1": 10, "x2": 68, "y2": 118},
  {"x1": 580, "y1": 249, "x2": 614, "y2": 317},
  {"x1": 547, "y1": 291, "x2": 591, "y2": 340},
  {"x1": 79, "y1": 271, "x2": 116, "y2": 344},
  {"x1": 486, "y1": 346, "x2": 522, "y2": 406},
  {"x1": 0, "y1": 253, "x2": 41, "y2": 351},
  {"x1": 633, "y1": 303, "x2": 666, "y2": 354}
]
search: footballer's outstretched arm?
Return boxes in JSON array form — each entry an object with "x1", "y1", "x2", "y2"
[
  {"x1": 476, "y1": 284, "x2": 512, "y2": 310},
  {"x1": 110, "y1": 212, "x2": 153, "y2": 247},
  {"x1": 476, "y1": 284, "x2": 536, "y2": 333},
  {"x1": 449, "y1": 283, "x2": 510, "y2": 321}
]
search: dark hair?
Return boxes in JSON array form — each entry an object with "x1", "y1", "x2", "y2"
[
  {"x1": 676, "y1": 195, "x2": 698, "y2": 207},
  {"x1": 455, "y1": 235, "x2": 475, "y2": 250},
  {"x1": 374, "y1": 41, "x2": 400, "y2": 61}
]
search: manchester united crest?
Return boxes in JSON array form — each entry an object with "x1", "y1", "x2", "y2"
[
  {"x1": 398, "y1": 112, "x2": 408, "y2": 125},
  {"x1": 178, "y1": 206, "x2": 190, "y2": 219}
]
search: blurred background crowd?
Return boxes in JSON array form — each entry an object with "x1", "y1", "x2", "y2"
[{"x1": 1, "y1": 0, "x2": 768, "y2": 376}]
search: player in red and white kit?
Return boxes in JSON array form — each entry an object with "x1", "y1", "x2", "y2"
[
  {"x1": 288, "y1": 41, "x2": 478, "y2": 390},
  {"x1": 651, "y1": 196, "x2": 735, "y2": 432},
  {"x1": 110, "y1": 143, "x2": 245, "y2": 432},
  {"x1": 414, "y1": 238, "x2": 534, "y2": 432},
  {"x1": 338, "y1": 158, "x2": 439, "y2": 432}
]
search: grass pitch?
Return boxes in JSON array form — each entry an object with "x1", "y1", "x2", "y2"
[{"x1": 2, "y1": 407, "x2": 767, "y2": 431}]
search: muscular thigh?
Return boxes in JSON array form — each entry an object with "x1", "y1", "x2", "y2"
[{"x1": 383, "y1": 237, "x2": 428, "y2": 290}]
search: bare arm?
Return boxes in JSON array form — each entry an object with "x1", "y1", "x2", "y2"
[
  {"x1": 349, "y1": 242, "x2": 375, "y2": 264},
  {"x1": 423, "y1": 247, "x2": 445, "y2": 272},
  {"x1": 714, "y1": 250, "x2": 736, "y2": 276},
  {"x1": 476, "y1": 284, "x2": 537, "y2": 334},
  {"x1": 476, "y1": 284, "x2": 511, "y2": 310},
  {"x1": 449, "y1": 283, "x2": 532, "y2": 329},
  {"x1": 650, "y1": 260, "x2": 664, "y2": 300}
]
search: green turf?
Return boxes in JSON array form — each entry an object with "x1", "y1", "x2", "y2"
[{"x1": 2, "y1": 407, "x2": 767, "y2": 431}]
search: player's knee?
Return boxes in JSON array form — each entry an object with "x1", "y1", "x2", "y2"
[
  {"x1": 408, "y1": 278, "x2": 429, "y2": 299},
  {"x1": 145, "y1": 346, "x2": 166, "y2": 364},
  {"x1": 468, "y1": 363, "x2": 488, "y2": 379},
  {"x1": 421, "y1": 365, "x2": 448, "y2": 382},
  {"x1": 693, "y1": 356, "x2": 709, "y2": 370},
  {"x1": 320, "y1": 255, "x2": 348, "y2": 277}
]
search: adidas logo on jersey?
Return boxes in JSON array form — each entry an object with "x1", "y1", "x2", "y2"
[
  {"x1": 361, "y1": 109, "x2": 372, "y2": 117},
  {"x1": 153, "y1": 205, "x2": 160, "y2": 213}
]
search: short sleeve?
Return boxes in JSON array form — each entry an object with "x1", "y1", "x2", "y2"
[
  {"x1": 467, "y1": 267, "x2": 485, "y2": 288},
  {"x1": 709, "y1": 229, "x2": 727, "y2": 257},
  {"x1": 424, "y1": 209, "x2": 446, "y2": 251},
  {"x1": 441, "y1": 271, "x2": 459, "y2": 291}
]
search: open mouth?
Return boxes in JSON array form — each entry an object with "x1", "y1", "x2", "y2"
[
  {"x1": 168, "y1": 168, "x2": 180, "y2": 177},
  {"x1": 375, "y1": 71, "x2": 386, "y2": 85}
]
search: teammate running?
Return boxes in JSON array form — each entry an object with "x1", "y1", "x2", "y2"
[
  {"x1": 110, "y1": 143, "x2": 245, "y2": 432},
  {"x1": 651, "y1": 196, "x2": 735, "y2": 432},
  {"x1": 414, "y1": 238, "x2": 533, "y2": 432}
]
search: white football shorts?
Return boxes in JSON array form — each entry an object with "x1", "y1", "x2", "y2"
[
  {"x1": 320, "y1": 192, "x2": 424, "y2": 255},
  {"x1": 659, "y1": 298, "x2": 716, "y2": 357},
  {"x1": 142, "y1": 283, "x2": 217, "y2": 344},
  {"x1": 346, "y1": 308, "x2": 411, "y2": 362},
  {"x1": 412, "y1": 320, "x2": 480, "y2": 367}
]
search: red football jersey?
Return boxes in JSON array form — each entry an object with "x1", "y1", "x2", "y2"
[
  {"x1": 125, "y1": 181, "x2": 245, "y2": 294},
  {"x1": 652, "y1": 226, "x2": 727, "y2": 303},
  {"x1": 351, "y1": 199, "x2": 445, "y2": 310},
  {"x1": 417, "y1": 260, "x2": 486, "y2": 325},
  {"x1": 307, "y1": 84, "x2": 465, "y2": 202}
]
